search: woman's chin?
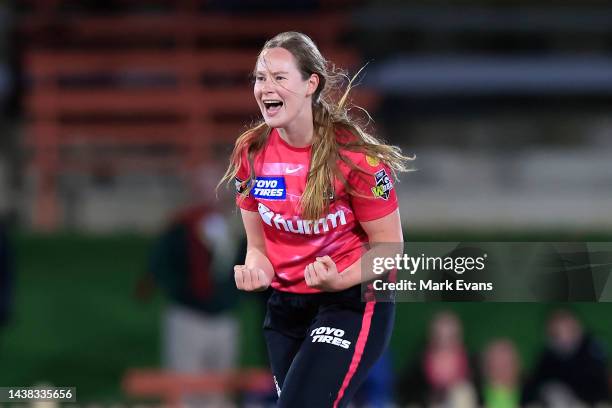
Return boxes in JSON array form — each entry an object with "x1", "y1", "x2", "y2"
[{"x1": 264, "y1": 117, "x2": 286, "y2": 128}]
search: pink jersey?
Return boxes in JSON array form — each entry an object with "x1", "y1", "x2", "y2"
[{"x1": 236, "y1": 128, "x2": 398, "y2": 293}]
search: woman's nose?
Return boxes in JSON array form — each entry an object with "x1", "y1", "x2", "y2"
[{"x1": 261, "y1": 80, "x2": 274, "y2": 93}]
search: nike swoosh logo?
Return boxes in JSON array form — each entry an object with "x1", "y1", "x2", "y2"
[{"x1": 286, "y1": 166, "x2": 302, "y2": 174}]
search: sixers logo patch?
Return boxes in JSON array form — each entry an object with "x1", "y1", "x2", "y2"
[
  {"x1": 371, "y1": 169, "x2": 393, "y2": 200},
  {"x1": 252, "y1": 176, "x2": 286, "y2": 200}
]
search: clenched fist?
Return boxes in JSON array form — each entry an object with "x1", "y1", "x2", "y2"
[
  {"x1": 234, "y1": 265, "x2": 272, "y2": 292},
  {"x1": 304, "y1": 255, "x2": 344, "y2": 292}
]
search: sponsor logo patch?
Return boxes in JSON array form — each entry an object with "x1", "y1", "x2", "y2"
[
  {"x1": 310, "y1": 326, "x2": 351, "y2": 349},
  {"x1": 252, "y1": 176, "x2": 286, "y2": 200},
  {"x1": 285, "y1": 165, "x2": 302, "y2": 174},
  {"x1": 371, "y1": 169, "x2": 393, "y2": 200},
  {"x1": 257, "y1": 203, "x2": 347, "y2": 235}
]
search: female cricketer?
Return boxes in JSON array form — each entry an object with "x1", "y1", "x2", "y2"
[{"x1": 220, "y1": 31, "x2": 411, "y2": 407}]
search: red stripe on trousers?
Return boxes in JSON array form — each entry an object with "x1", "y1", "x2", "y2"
[{"x1": 332, "y1": 301, "x2": 375, "y2": 408}]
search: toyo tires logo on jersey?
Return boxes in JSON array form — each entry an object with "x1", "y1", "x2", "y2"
[
  {"x1": 258, "y1": 203, "x2": 347, "y2": 235},
  {"x1": 252, "y1": 176, "x2": 286, "y2": 200}
]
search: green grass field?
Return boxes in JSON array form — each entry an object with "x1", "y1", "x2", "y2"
[{"x1": 1, "y1": 231, "x2": 611, "y2": 403}]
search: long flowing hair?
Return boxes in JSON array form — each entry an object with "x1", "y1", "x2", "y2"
[{"x1": 218, "y1": 31, "x2": 413, "y2": 220}]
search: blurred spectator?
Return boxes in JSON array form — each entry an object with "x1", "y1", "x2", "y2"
[
  {"x1": 397, "y1": 311, "x2": 477, "y2": 407},
  {"x1": 424, "y1": 312, "x2": 475, "y2": 404},
  {"x1": 522, "y1": 309, "x2": 609, "y2": 407},
  {"x1": 137, "y1": 203, "x2": 238, "y2": 406},
  {"x1": 479, "y1": 339, "x2": 522, "y2": 408}
]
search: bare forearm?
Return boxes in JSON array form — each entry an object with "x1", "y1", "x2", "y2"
[
  {"x1": 339, "y1": 242, "x2": 403, "y2": 290},
  {"x1": 337, "y1": 258, "x2": 363, "y2": 290},
  {"x1": 245, "y1": 247, "x2": 275, "y2": 280}
]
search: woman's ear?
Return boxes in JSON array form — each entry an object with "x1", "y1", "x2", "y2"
[{"x1": 307, "y1": 73, "x2": 320, "y2": 97}]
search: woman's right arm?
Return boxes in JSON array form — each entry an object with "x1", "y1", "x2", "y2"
[{"x1": 234, "y1": 209, "x2": 274, "y2": 291}]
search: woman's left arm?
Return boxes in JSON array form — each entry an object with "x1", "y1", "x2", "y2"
[{"x1": 304, "y1": 209, "x2": 404, "y2": 291}]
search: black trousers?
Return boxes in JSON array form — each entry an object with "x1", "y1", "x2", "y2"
[{"x1": 263, "y1": 286, "x2": 395, "y2": 408}]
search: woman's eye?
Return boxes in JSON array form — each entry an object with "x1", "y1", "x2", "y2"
[
  {"x1": 255, "y1": 76, "x2": 265, "y2": 82},
  {"x1": 275, "y1": 76, "x2": 285, "y2": 81}
]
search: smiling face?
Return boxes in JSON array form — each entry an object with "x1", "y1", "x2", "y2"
[{"x1": 253, "y1": 47, "x2": 319, "y2": 129}]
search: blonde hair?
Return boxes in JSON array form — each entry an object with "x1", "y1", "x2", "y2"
[{"x1": 219, "y1": 31, "x2": 413, "y2": 220}]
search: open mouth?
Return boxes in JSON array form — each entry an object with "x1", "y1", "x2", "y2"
[{"x1": 263, "y1": 100, "x2": 283, "y2": 115}]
